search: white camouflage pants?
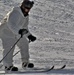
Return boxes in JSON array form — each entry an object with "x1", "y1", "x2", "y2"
[{"x1": 0, "y1": 26, "x2": 29, "y2": 67}]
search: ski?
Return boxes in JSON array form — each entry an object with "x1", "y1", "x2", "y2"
[
  {"x1": 0, "y1": 66, "x2": 54, "y2": 74},
  {"x1": 0, "y1": 65, "x2": 66, "y2": 74},
  {"x1": 54, "y1": 65, "x2": 66, "y2": 70}
]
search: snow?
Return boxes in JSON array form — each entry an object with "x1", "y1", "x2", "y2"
[{"x1": 0, "y1": 0, "x2": 74, "y2": 75}]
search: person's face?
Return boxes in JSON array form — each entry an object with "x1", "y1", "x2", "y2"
[
  {"x1": 22, "y1": 5, "x2": 30, "y2": 13},
  {"x1": 24, "y1": 8, "x2": 30, "y2": 13}
]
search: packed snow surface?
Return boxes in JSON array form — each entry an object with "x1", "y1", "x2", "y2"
[{"x1": 0, "y1": 0, "x2": 74, "y2": 75}]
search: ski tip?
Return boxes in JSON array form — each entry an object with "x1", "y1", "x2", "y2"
[
  {"x1": 61, "y1": 65, "x2": 66, "y2": 69},
  {"x1": 52, "y1": 66, "x2": 54, "y2": 69},
  {"x1": 49, "y1": 66, "x2": 54, "y2": 70}
]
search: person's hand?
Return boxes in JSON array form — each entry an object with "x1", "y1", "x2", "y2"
[
  {"x1": 28, "y1": 35, "x2": 36, "y2": 42},
  {"x1": 18, "y1": 29, "x2": 28, "y2": 37}
]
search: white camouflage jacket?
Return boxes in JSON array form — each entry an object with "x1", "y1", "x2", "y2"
[{"x1": 0, "y1": 7, "x2": 31, "y2": 38}]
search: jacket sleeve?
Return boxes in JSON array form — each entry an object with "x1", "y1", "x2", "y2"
[
  {"x1": 23, "y1": 17, "x2": 32, "y2": 37},
  {"x1": 7, "y1": 8, "x2": 22, "y2": 35}
]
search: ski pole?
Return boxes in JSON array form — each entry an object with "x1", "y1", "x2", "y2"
[
  {"x1": 0, "y1": 36, "x2": 22, "y2": 63},
  {"x1": 13, "y1": 50, "x2": 20, "y2": 57}
]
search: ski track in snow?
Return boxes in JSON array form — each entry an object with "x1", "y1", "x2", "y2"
[{"x1": 0, "y1": 0, "x2": 74, "y2": 75}]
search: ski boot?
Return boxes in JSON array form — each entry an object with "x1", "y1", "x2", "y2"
[
  {"x1": 5, "y1": 65, "x2": 18, "y2": 71},
  {"x1": 22, "y1": 62, "x2": 34, "y2": 69}
]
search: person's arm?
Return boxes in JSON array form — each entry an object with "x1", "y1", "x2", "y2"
[{"x1": 7, "y1": 8, "x2": 22, "y2": 35}]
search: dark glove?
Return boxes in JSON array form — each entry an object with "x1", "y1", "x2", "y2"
[
  {"x1": 28, "y1": 35, "x2": 36, "y2": 42},
  {"x1": 18, "y1": 29, "x2": 28, "y2": 37}
]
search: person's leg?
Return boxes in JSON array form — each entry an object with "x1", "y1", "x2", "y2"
[
  {"x1": 17, "y1": 37, "x2": 34, "y2": 68},
  {"x1": 2, "y1": 37, "x2": 15, "y2": 68},
  {"x1": 17, "y1": 37, "x2": 29, "y2": 63}
]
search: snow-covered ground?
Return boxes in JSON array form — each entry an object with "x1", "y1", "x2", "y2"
[{"x1": 0, "y1": 0, "x2": 74, "y2": 75}]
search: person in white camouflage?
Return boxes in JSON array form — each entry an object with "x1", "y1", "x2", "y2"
[{"x1": 0, "y1": 0, "x2": 36, "y2": 71}]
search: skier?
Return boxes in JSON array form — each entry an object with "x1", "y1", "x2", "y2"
[{"x1": 0, "y1": 0, "x2": 36, "y2": 71}]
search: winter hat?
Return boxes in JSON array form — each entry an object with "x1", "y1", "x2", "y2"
[{"x1": 22, "y1": 0, "x2": 34, "y2": 9}]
